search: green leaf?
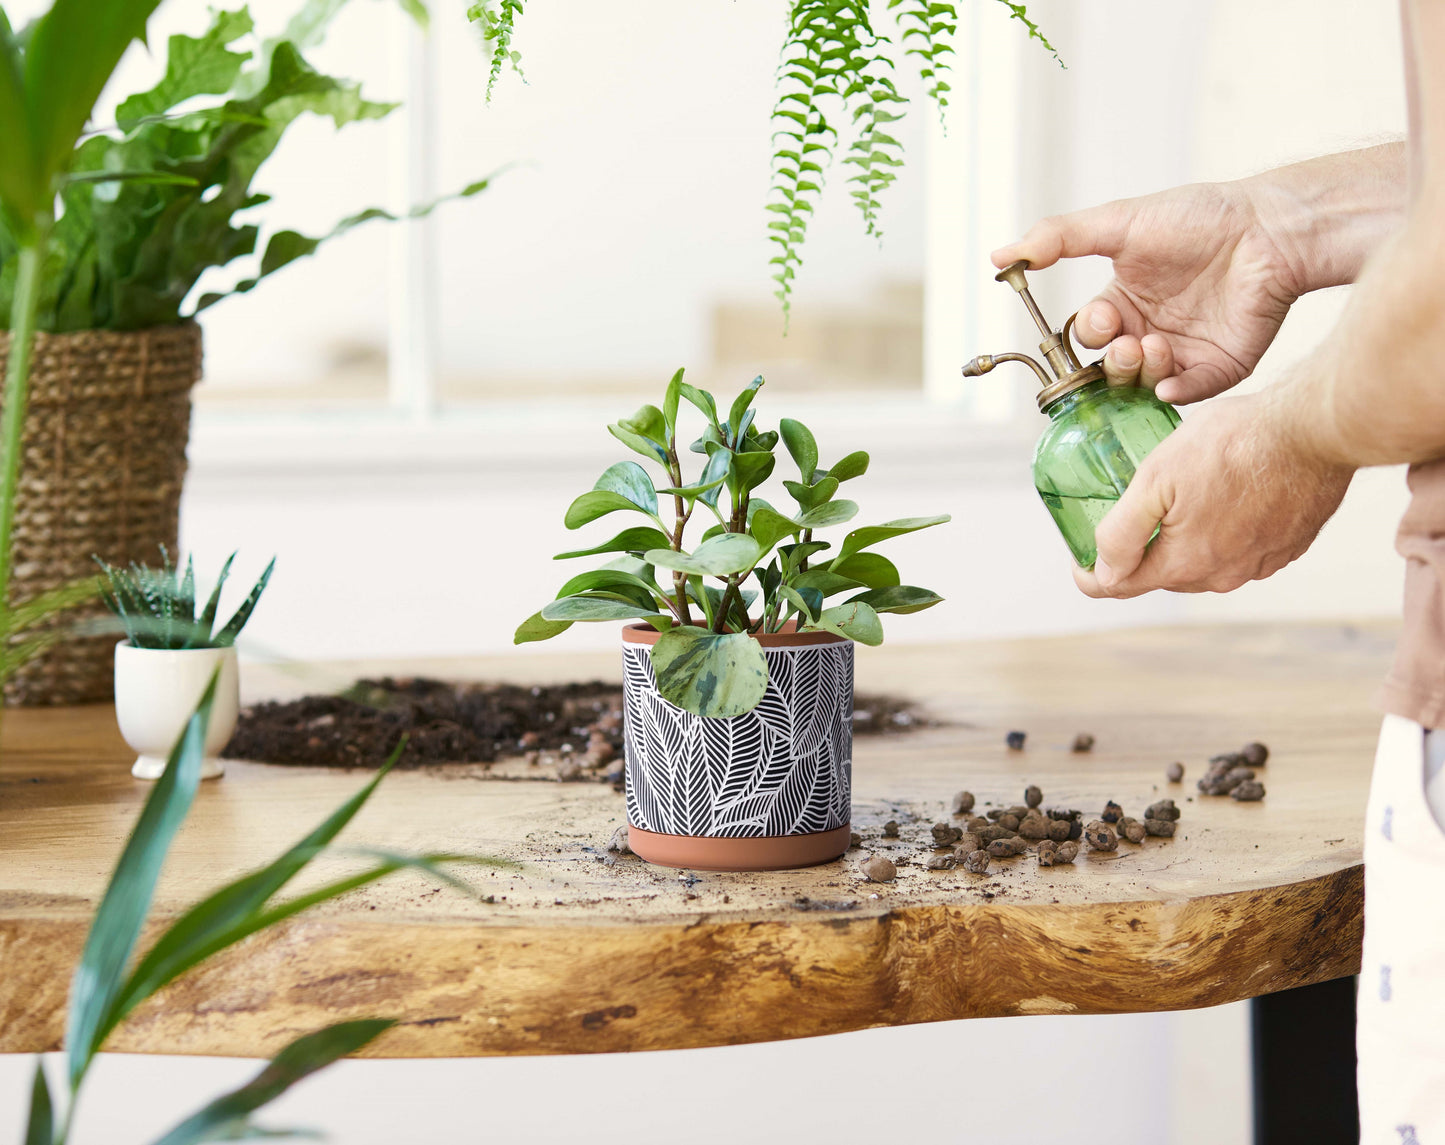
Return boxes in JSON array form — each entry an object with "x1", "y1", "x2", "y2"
[
  {"x1": 835, "y1": 515, "x2": 951, "y2": 564},
  {"x1": 677, "y1": 382, "x2": 719, "y2": 427},
  {"x1": 778, "y1": 540, "x2": 830, "y2": 572},
  {"x1": 23, "y1": 0, "x2": 164, "y2": 191},
  {"x1": 827, "y1": 552, "x2": 900, "y2": 589},
  {"x1": 779, "y1": 418, "x2": 818, "y2": 481},
  {"x1": 66, "y1": 668, "x2": 220, "y2": 1088},
  {"x1": 792, "y1": 568, "x2": 864, "y2": 599},
  {"x1": 796, "y1": 499, "x2": 858, "y2": 529},
  {"x1": 562, "y1": 491, "x2": 654, "y2": 531},
  {"x1": 607, "y1": 421, "x2": 668, "y2": 465},
  {"x1": 809, "y1": 600, "x2": 884, "y2": 646},
  {"x1": 847, "y1": 585, "x2": 944, "y2": 614},
  {"x1": 514, "y1": 610, "x2": 571, "y2": 645},
  {"x1": 651, "y1": 627, "x2": 769, "y2": 718},
  {"x1": 555, "y1": 526, "x2": 670, "y2": 561},
  {"x1": 540, "y1": 594, "x2": 663, "y2": 623},
  {"x1": 151, "y1": 1020, "x2": 395, "y2": 1145},
  {"x1": 778, "y1": 585, "x2": 822, "y2": 624},
  {"x1": 24, "y1": 1060, "x2": 52, "y2": 1145},
  {"x1": 115, "y1": 7, "x2": 255, "y2": 130},
  {"x1": 106, "y1": 746, "x2": 402, "y2": 1036},
  {"x1": 0, "y1": 26, "x2": 37, "y2": 229},
  {"x1": 555, "y1": 568, "x2": 661, "y2": 608},
  {"x1": 594, "y1": 460, "x2": 658, "y2": 514},
  {"x1": 214, "y1": 557, "x2": 275, "y2": 646},
  {"x1": 728, "y1": 449, "x2": 775, "y2": 497},
  {"x1": 618, "y1": 404, "x2": 667, "y2": 445},
  {"x1": 824, "y1": 450, "x2": 870, "y2": 483},
  {"x1": 197, "y1": 553, "x2": 236, "y2": 642},
  {"x1": 662, "y1": 367, "x2": 684, "y2": 438},
  {"x1": 783, "y1": 476, "x2": 837, "y2": 512},
  {"x1": 749, "y1": 506, "x2": 801, "y2": 552},
  {"x1": 646, "y1": 532, "x2": 761, "y2": 578},
  {"x1": 727, "y1": 376, "x2": 765, "y2": 444}
]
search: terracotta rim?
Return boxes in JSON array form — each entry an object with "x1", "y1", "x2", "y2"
[
  {"x1": 621, "y1": 622, "x2": 846, "y2": 649},
  {"x1": 628, "y1": 824, "x2": 851, "y2": 872}
]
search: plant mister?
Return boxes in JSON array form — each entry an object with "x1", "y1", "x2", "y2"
[{"x1": 964, "y1": 260, "x2": 1181, "y2": 568}]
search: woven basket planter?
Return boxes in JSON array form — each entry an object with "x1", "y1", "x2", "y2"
[{"x1": 0, "y1": 323, "x2": 202, "y2": 706}]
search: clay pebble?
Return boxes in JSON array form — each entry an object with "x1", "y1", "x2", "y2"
[
  {"x1": 1072, "y1": 732, "x2": 1096, "y2": 753},
  {"x1": 882, "y1": 820, "x2": 900, "y2": 838},
  {"x1": 1166, "y1": 762, "x2": 1185, "y2": 783},
  {"x1": 1046, "y1": 818, "x2": 1072, "y2": 843},
  {"x1": 954, "y1": 832, "x2": 982, "y2": 856},
  {"x1": 849, "y1": 831, "x2": 862, "y2": 849},
  {"x1": 1118, "y1": 817, "x2": 1146, "y2": 844},
  {"x1": 1101, "y1": 800, "x2": 1124, "y2": 824},
  {"x1": 1143, "y1": 818, "x2": 1176, "y2": 838},
  {"x1": 1056, "y1": 840, "x2": 1081, "y2": 863},
  {"x1": 932, "y1": 822, "x2": 964, "y2": 847},
  {"x1": 998, "y1": 812, "x2": 1021, "y2": 832},
  {"x1": 862, "y1": 855, "x2": 897, "y2": 882},
  {"x1": 1006, "y1": 730, "x2": 1027, "y2": 750},
  {"x1": 1036, "y1": 840, "x2": 1060, "y2": 866},
  {"x1": 962, "y1": 849, "x2": 990, "y2": 874},
  {"x1": 1084, "y1": 819, "x2": 1118, "y2": 852},
  {"x1": 925, "y1": 853, "x2": 956, "y2": 871},
  {"x1": 1241, "y1": 742, "x2": 1269, "y2": 767},
  {"x1": 1024, "y1": 784, "x2": 1043, "y2": 808},
  {"x1": 987, "y1": 836, "x2": 1028, "y2": 858},
  {"x1": 978, "y1": 823, "x2": 1015, "y2": 843},
  {"x1": 951, "y1": 790, "x2": 976, "y2": 816},
  {"x1": 1144, "y1": 798, "x2": 1181, "y2": 822},
  {"x1": 1231, "y1": 780, "x2": 1267, "y2": 802},
  {"x1": 1019, "y1": 814, "x2": 1051, "y2": 841}
]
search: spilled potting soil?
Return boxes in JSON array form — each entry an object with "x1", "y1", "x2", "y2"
[{"x1": 223, "y1": 676, "x2": 934, "y2": 777}]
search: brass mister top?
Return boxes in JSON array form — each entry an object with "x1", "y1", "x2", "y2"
[{"x1": 962, "y1": 260, "x2": 1106, "y2": 410}]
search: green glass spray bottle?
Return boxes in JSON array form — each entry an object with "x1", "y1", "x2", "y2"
[{"x1": 963, "y1": 260, "x2": 1181, "y2": 568}]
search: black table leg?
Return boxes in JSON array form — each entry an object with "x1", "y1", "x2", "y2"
[{"x1": 1251, "y1": 976, "x2": 1359, "y2": 1145}]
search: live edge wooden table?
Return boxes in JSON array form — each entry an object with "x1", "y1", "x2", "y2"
[{"x1": 0, "y1": 623, "x2": 1387, "y2": 1138}]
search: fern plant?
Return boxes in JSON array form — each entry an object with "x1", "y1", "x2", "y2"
[
  {"x1": 462, "y1": 1, "x2": 1058, "y2": 320},
  {"x1": 96, "y1": 550, "x2": 275, "y2": 650}
]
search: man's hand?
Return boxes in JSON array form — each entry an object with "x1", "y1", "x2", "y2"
[
  {"x1": 993, "y1": 182, "x2": 1304, "y2": 405},
  {"x1": 1072, "y1": 392, "x2": 1355, "y2": 598}
]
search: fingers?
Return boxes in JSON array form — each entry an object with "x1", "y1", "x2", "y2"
[
  {"x1": 1138, "y1": 334, "x2": 1175, "y2": 390},
  {"x1": 991, "y1": 202, "x2": 1133, "y2": 270},
  {"x1": 1073, "y1": 300, "x2": 1121, "y2": 349},
  {"x1": 1092, "y1": 467, "x2": 1170, "y2": 589},
  {"x1": 1154, "y1": 361, "x2": 1236, "y2": 405},
  {"x1": 1102, "y1": 336, "x2": 1143, "y2": 387}
]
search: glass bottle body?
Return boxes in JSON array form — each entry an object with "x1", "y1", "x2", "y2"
[{"x1": 1032, "y1": 382, "x2": 1181, "y2": 568}]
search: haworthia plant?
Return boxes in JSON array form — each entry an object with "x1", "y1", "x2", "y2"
[
  {"x1": 96, "y1": 549, "x2": 275, "y2": 649},
  {"x1": 23, "y1": 677, "x2": 506, "y2": 1145},
  {"x1": 462, "y1": 0, "x2": 1058, "y2": 320},
  {"x1": 517, "y1": 369, "x2": 949, "y2": 717}
]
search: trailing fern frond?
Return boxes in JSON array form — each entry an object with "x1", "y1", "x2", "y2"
[
  {"x1": 993, "y1": 0, "x2": 1063, "y2": 66},
  {"x1": 888, "y1": 0, "x2": 957, "y2": 114},
  {"x1": 467, "y1": 0, "x2": 525, "y2": 102}
]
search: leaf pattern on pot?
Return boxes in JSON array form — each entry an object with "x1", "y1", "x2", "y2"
[{"x1": 622, "y1": 641, "x2": 852, "y2": 838}]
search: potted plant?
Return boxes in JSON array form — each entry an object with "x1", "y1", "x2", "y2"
[
  {"x1": 0, "y1": 0, "x2": 496, "y2": 707},
  {"x1": 98, "y1": 551, "x2": 273, "y2": 780},
  {"x1": 518, "y1": 371, "x2": 948, "y2": 871}
]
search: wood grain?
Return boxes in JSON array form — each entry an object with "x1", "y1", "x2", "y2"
[{"x1": 0, "y1": 622, "x2": 1389, "y2": 1058}]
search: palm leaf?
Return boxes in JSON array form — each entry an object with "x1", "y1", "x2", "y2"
[
  {"x1": 197, "y1": 552, "x2": 237, "y2": 640},
  {"x1": 64, "y1": 668, "x2": 220, "y2": 1088},
  {"x1": 23, "y1": 1059, "x2": 52, "y2": 1145},
  {"x1": 150, "y1": 1020, "x2": 395, "y2": 1145}
]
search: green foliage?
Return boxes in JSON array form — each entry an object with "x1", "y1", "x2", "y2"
[
  {"x1": 96, "y1": 548, "x2": 275, "y2": 649},
  {"x1": 518, "y1": 368, "x2": 948, "y2": 717},
  {"x1": 467, "y1": 0, "x2": 525, "y2": 102},
  {"x1": 0, "y1": 0, "x2": 496, "y2": 332},
  {"x1": 25, "y1": 683, "x2": 504, "y2": 1145}
]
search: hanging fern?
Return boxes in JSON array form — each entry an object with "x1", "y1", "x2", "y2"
[
  {"x1": 888, "y1": 0, "x2": 956, "y2": 115},
  {"x1": 993, "y1": 0, "x2": 1063, "y2": 66},
  {"x1": 467, "y1": 0, "x2": 525, "y2": 102}
]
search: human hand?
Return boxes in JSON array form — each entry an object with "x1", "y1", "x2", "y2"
[
  {"x1": 993, "y1": 182, "x2": 1305, "y2": 405},
  {"x1": 1072, "y1": 392, "x2": 1354, "y2": 598}
]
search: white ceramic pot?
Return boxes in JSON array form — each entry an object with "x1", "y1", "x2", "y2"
[{"x1": 114, "y1": 643, "x2": 240, "y2": 781}]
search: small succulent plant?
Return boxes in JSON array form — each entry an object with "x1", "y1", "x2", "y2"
[
  {"x1": 96, "y1": 550, "x2": 275, "y2": 650},
  {"x1": 517, "y1": 370, "x2": 948, "y2": 718}
]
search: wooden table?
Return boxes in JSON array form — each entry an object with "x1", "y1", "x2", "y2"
[{"x1": 0, "y1": 622, "x2": 1388, "y2": 1064}]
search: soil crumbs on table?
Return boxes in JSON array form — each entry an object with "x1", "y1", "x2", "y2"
[{"x1": 224, "y1": 677, "x2": 933, "y2": 780}]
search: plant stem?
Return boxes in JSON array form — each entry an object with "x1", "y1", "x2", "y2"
[
  {"x1": 0, "y1": 234, "x2": 47, "y2": 746},
  {"x1": 711, "y1": 576, "x2": 741, "y2": 635},
  {"x1": 666, "y1": 448, "x2": 692, "y2": 626}
]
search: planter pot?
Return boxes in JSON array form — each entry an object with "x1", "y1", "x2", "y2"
[
  {"x1": 621, "y1": 624, "x2": 853, "y2": 872},
  {"x1": 114, "y1": 642, "x2": 239, "y2": 781},
  {"x1": 0, "y1": 323, "x2": 202, "y2": 707}
]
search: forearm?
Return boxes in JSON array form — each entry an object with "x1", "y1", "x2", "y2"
[
  {"x1": 1242, "y1": 143, "x2": 1407, "y2": 295},
  {"x1": 1268, "y1": 199, "x2": 1445, "y2": 469}
]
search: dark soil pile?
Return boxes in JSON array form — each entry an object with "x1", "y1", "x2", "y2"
[{"x1": 224, "y1": 677, "x2": 933, "y2": 772}]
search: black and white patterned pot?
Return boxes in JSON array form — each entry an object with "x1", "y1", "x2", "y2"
[{"x1": 621, "y1": 624, "x2": 853, "y2": 871}]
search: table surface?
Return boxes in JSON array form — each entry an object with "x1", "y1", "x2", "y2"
[{"x1": 0, "y1": 622, "x2": 1389, "y2": 1059}]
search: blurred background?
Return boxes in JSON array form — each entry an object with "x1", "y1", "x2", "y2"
[{"x1": 0, "y1": 0, "x2": 1407, "y2": 1141}]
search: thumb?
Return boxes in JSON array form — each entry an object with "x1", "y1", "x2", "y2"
[
  {"x1": 1093, "y1": 466, "x2": 1170, "y2": 588},
  {"x1": 992, "y1": 200, "x2": 1134, "y2": 270}
]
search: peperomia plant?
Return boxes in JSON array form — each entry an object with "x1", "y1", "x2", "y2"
[
  {"x1": 516, "y1": 371, "x2": 948, "y2": 719},
  {"x1": 96, "y1": 550, "x2": 275, "y2": 650}
]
